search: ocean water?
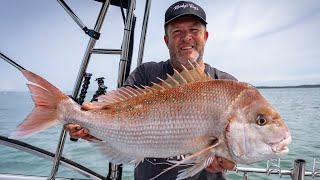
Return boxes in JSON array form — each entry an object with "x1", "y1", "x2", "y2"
[{"x1": 0, "y1": 88, "x2": 319, "y2": 180}]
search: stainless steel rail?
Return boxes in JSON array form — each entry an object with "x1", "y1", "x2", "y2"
[
  {"x1": 57, "y1": 0, "x2": 86, "y2": 29},
  {"x1": 312, "y1": 158, "x2": 320, "y2": 178},
  {"x1": 117, "y1": 0, "x2": 136, "y2": 87},
  {"x1": 49, "y1": 1, "x2": 111, "y2": 179},
  {"x1": 292, "y1": 159, "x2": 306, "y2": 180},
  {"x1": 91, "y1": 48, "x2": 122, "y2": 55},
  {"x1": 0, "y1": 135, "x2": 104, "y2": 179},
  {"x1": 0, "y1": 174, "x2": 76, "y2": 180},
  {"x1": 109, "y1": 1, "x2": 137, "y2": 179},
  {"x1": 234, "y1": 158, "x2": 320, "y2": 179},
  {"x1": 71, "y1": 0, "x2": 111, "y2": 99},
  {"x1": 136, "y1": 0, "x2": 152, "y2": 66},
  {"x1": 0, "y1": 52, "x2": 25, "y2": 71}
]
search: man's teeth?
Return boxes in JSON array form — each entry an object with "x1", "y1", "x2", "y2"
[{"x1": 181, "y1": 46, "x2": 193, "y2": 50}]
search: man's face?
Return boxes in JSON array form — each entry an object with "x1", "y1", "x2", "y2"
[{"x1": 164, "y1": 16, "x2": 208, "y2": 70}]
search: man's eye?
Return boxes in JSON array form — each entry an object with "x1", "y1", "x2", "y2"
[{"x1": 191, "y1": 28, "x2": 199, "y2": 33}]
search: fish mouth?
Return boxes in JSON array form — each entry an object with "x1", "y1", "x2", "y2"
[{"x1": 271, "y1": 136, "x2": 291, "y2": 155}]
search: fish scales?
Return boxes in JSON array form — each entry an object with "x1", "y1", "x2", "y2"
[
  {"x1": 59, "y1": 81, "x2": 250, "y2": 158},
  {"x1": 14, "y1": 67, "x2": 291, "y2": 179}
]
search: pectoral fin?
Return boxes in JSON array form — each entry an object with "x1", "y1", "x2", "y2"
[
  {"x1": 150, "y1": 139, "x2": 220, "y2": 180},
  {"x1": 176, "y1": 154, "x2": 216, "y2": 180}
]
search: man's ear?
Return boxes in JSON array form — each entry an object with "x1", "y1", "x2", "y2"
[
  {"x1": 164, "y1": 35, "x2": 169, "y2": 47},
  {"x1": 204, "y1": 31, "x2": 209, "y2": 42}
]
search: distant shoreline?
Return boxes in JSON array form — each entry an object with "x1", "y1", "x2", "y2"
[
  {"x1": 0, "y1": 84, "x2": 319, "y2": 92},
  {"x1": 256, "y1": 84, "x2": 320, "y2": 89}
]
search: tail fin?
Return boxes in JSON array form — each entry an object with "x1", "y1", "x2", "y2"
[{"x1": 11, "y1": 70, "x2": 69, "y2": 138}]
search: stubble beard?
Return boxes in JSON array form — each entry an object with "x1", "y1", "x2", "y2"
[{"x1": 169, "y1": 46, "x2": 204, "y2": 71}]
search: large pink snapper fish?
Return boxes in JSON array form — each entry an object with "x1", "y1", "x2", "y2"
[{"x1": 13, "y1": 65, "x2": 291, "y2": 179}]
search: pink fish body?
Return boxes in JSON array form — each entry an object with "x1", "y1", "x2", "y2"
[{"x1": 14, "y1": 65, "x2": 291, "y2": 179}]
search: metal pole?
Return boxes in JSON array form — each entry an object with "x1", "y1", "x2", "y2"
[
  {"x1": 49, "y1": 1, "x2": 111, "y2": 179},
  {"x1": 107, "y1": 0, "x2": 136, "y2": 179},
  {"x1": 312, "y1": 158, "x2": 320, "y2": 178},
  {"x1": 57, "y1": 0, "x2": 86, "y2": 29},
  {"x1": 0, "y1": 52, "x2": 25, "y2": 71},
  {"x1": 117, "y1": 0, "x2": 136, "y2": 87},
  {"x1": 292, "y1": 159, "x2": 306, "y2": 180},
  {"x1": 243, "y1": 172, "x2": 248, "y2": 180},
  {"x1": 48, "y1": 128, "x2": 68, "y2": 180},
  {"x1": 136, "y1": 0, "x2": 152, "y2": 66},
  {"x1": 72, "y1": 0, "x2": 110, "y2": 99},
  {"x1": 91, "y1": 49, "x2": 122, "y2": 55}
]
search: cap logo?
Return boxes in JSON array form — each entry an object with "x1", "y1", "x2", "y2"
[{"x1": 173, "y1": 3, "x2": 199, "y2": 11}]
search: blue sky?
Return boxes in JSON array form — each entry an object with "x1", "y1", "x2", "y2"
[{"x1": 0, "y1": 0, "x2": 320, "y2": 91}]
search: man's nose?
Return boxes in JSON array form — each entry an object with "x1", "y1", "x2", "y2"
[{"x1": 181, "y1": 31, "x2": 192, "y2": 42}]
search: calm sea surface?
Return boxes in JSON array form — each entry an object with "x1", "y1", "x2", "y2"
[{"x1": 0, "y1": 88, "x2": 319, "y2": 179}]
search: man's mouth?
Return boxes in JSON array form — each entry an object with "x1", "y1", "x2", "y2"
[{"x1": 180, "y1": 46, "x2": 193, "y2": 51}]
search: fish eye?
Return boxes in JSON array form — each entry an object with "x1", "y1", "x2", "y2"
[{"x1": 256, "y1": 114, "x2": 267, "y2": 126}]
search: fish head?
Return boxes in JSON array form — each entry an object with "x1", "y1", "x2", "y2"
[{"x1": 225, "y1": 87, "x2": 291, "y2": 164}]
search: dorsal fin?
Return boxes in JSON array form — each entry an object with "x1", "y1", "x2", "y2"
[
  {"x1": 98, "y1": 86, "x2": 148, "y2": 102},
  {"x1": 150, "y1": 61, "x2": 213, "y2": 90},
  {"x1": 86, "y1": 86, "x2": 151, "y2": 110},
  {"x1": 86, "y1": 63, "x2": 213, "y2": 110}
]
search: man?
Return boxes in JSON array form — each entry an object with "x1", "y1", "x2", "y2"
[{"x1": 66, "y1": 1, "x2": 236, "y2": 179}]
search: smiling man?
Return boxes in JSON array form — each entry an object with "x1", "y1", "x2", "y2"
[
  {"x1": 66, "y1": 1, "x2": 237, "y2": 179},
  {"x1": 164, "y1": 5, "x2": 208, "y2": 73},
  {"x1": 125, "y1": 2, "x2": 237, "y2": 179}
]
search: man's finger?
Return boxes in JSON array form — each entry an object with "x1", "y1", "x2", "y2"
[
  {"x1": 82, "y1": 134, "x2": 102, "y2": 141},
  {"x1": 217, "y1": 157, "x2": 236, "y2": 171},
  {"x1": 205, "y1": 156, "x2": 236, "y2": 173},
  {"x1": 206, "y1": 157, "x2": 223, "y2": 173},
  {"x1": 65, "y1": 124, "x2": 100, "y2": 141},
  {"x1": 70, "y1": 128, "x2": 88, "y2": 139},
  {"x1": 81, "y1": 102, "x2": 100, "y2": 111},
  {"x1": 65, "y1": 124, "x2": 82, "y2": 132}
]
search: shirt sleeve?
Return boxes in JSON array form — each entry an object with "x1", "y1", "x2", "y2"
[
  {"x1": 214, "y1": 68, "x2": 238, "y2": 81},
  {"x1": 217, "y1": 71, "x2": 237, "y2": 81}
]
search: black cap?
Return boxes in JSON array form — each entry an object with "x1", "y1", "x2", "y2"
[{"x1": 165, "y1": 1, "x2": 207, "y2": 26}]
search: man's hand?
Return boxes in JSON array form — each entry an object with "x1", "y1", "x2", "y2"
[
  {"x1": 205, "y1": 156, "x2": 235, "y2": 173},
  {"x1": 65, "y1": 124, "x2": 101, "y2": 141},
  {"x1": 65, "y1": 102, "x2": 102, "y2": 141}
]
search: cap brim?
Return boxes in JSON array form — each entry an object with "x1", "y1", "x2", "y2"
[{"x1": 165, "y1": 13, "x2": 207, "y2": 26}]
